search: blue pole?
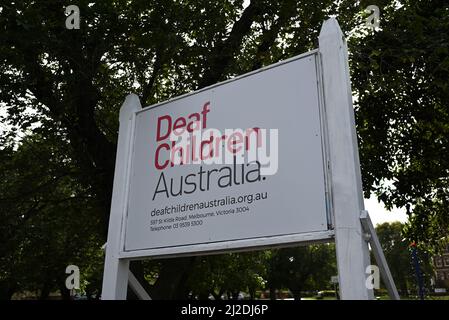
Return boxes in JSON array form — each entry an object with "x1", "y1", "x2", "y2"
[{"x1": 410, "y1": 243, "x2": 425, "y2": 300}]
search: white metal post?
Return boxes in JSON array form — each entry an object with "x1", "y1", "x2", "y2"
[
  {"x1": 360, "y1": 210, "x2": 400, "y2": 300},
  {"x1": 101, "y1": 94, "x2": 141, "y2": 300},
  {"x1": 319, "y1": 18, "x2": 374, "y2": 300},
  {"x1": 128, "y1": 271, "x2": 152, "y2": 300}
]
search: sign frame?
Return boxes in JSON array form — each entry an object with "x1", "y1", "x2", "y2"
[
  {"x1": 121, "y1": 49, "x2": 334, "y2": 260},
  {"x1": 102, "y1": 18, "x2": 398, "y2": 300}
]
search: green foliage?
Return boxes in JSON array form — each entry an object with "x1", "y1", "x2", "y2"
[
  {"x1": 0, "y1": 133, "x2": 104, "y2": 299},
  {"x1": 375, "y1": 222, "x2": 433, "y2": 296},
  {"x1": 267, "y1": 244, "x2": 336, "y2": 299},
  {"x1": 349, "y1": 0, "x2": 449, "y2": 248},
  {"x1": 185, "y1": 252, "x2": 267, "y2": 299}
]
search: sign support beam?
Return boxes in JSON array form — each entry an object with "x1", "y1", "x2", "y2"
[
  {"x1": 360, "y1": 210, "x2": 400, "y2": 300},
  {"x1": 128, "y1": 271, "x2": 152, "y2": 300},
  {"x1": 101, "y1": 94, "x2": 141, "y2": 300},
  {"x1": 319, "y1": 18, "x2": 374, "y2": 300}
]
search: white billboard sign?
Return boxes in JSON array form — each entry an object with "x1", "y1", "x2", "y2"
[
  {"x1": 102, "y1": 18, "x2": 399, "y2": 300},
  {"x1": 123, "y1": 52, "x2": 331, "y2": 253}
]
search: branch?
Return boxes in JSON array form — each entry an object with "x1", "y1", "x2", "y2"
[
  {"x1": 24, "y1": 49, "x2": 116, "y2": 212},
  {"x1": 251, "y1": 0, "x2": 298, "y2": 70},
  {"x1": 140, "y1": 48, "x2": 164, "y2": 105},
  {"x1": 198, "y1": 0, "x2": 263, "y2": 88},
  {"x1": 0, "y1": 172, "x2": 72, "y2": 202}
]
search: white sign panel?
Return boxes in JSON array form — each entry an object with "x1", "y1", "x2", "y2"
[{"x1": 123, "y1": 52, "x2": 330, "y2": 253}]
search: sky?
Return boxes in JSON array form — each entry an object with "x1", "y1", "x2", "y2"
[{"x1": 364, "y1": 195, "x2": 408, "y2": 226}]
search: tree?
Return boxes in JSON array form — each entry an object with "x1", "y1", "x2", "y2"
[
  {"x1": 375, "y1": 222, "x2": 414, "y2": 296},
  {"x1": 267, "y1": 245, "x2": 336, "y2": 300},
  {"x1": 375, "y1": 222, "x2": 434, "y2": 297},
  {"x1": 184, "y1": 252, "x2": 267, "y2": 300},
  {"x1": 0, "y1": 133, "x2": 104, "y2": 299},
  {"x1": 350, "y1": 0, "x2": 449, "y2": 248},
  {"x1": 1, "y1": 0, "x2": 448, "y2": 298},
  {"x1": 0, "y1": 0, "x2": 359, "y2": 299}
]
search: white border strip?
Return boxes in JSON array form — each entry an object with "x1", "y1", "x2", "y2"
[
  {"x1": 119, "y1": 230, "x2": 335, "y2": 260},
  {"x1": 136, "y1": 49, "x2": 319, "y2": 114}
]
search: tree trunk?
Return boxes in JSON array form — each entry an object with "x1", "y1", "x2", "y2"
[
  {"x1": 249, "y1": 287, "x2": 256, "y2": 300},
  {"x1": 290, "y1": 288, "x2": 302, "y2": 300},
  {"x1": 39, "y1": 282, "x2": 51, "y2": 300},
  {"x1": 400, "y1": 278, "x2": 408, "y2": 297},
  {"x1": 148, "y1": 257, "x2": 196, "y2": 299},
  {"x1": 269, "y1": 285, "x2": 276, "y2": 300},
  {"x1": 292, "y1": 292, "x2": 302, "y2": 300},
  {"x1": 0, "y1": 281, "x2": 16, "y2": 300},
  {"x1": 211, "y1": 289, "x2": 223, "y2": 300},
  {"x1": 58, "y1": 283, "x2": 72, "y2": 300},
  {"x1": 198, "y1": 292, "x2": 209, "y2": 300}
]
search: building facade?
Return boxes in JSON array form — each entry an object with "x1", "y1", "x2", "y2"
[{"x1": 433, "y1": 247, "x2": 449, "y2": 289}]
